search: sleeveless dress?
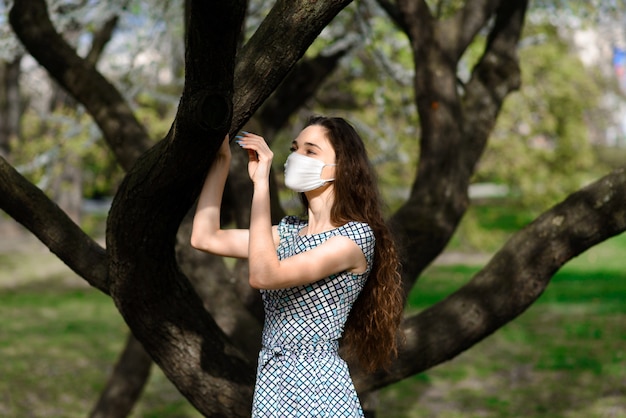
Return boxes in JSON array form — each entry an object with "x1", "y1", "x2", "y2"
[{"x1": 251, "y1": 216, "x2": 375, "y2": 418}]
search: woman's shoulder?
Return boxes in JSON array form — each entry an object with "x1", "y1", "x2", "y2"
[
  {"x1": 337, "y1": 221, "x2": 374, "y2": 242},
  {"x1": 278, "y1": 215, "x2": 306, "y2": 235},
  {"x1": 335, "y1": 221, "x2": 375, "y2": 267}
]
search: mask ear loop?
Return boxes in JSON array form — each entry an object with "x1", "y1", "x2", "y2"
[{"x1": 321, "y1": 163, "x2": 336, "y2": 182}]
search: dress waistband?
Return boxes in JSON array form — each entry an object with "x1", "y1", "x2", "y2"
[{"x1": 260, "y1": 340, "x2": 339, "y2": 358}]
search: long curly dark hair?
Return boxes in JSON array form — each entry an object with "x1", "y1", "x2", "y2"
[{"x1": 301, "y1": 115, "x2": 404, "y2": 372}]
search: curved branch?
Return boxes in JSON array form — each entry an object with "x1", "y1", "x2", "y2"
[
  {"x1": 395, "y1": 0, "x2": 434, "y2": 46},
  {"x1": 258, "y1": 45, "x2": 355, "y2": 135},
  {"x1": 0, "y1": 157, "x2": 108, "y2": 293},
  {"x1": 230, "y1": 0, "x2": 353, "y2": 133},
  {"x1": 446, "y1": 0, "x2": 501, "y2": 58},
  {"x1": 85, "y1": 14, "x2": 120, "y2": 67},
  {"x1": 9, "y1": 0, "x2": 151, "y2": 171},
  {"x1": 461, "y1": 0, "x2": 527, "y2": 165},
  {"x1": 356, "y1": 167, "x2": 626, "y2": 392}
]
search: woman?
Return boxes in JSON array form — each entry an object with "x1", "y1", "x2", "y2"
[{"x1": 191, "y1": 116, "x2": 404, "y2": 417}]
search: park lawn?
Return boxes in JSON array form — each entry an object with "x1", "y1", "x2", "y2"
[
  {"x1": 380, "y1": 232, "x2": 626, "y2": 418},
  {"x1": 0, "y1": 227, "x2": 624, "y2": 417},
  {"x1": 0, "y1": 252, "x2": 202, "y2": 418}
]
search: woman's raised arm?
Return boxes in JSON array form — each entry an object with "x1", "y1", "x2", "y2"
[{"x1": 190, "y1": 136, "x2": 250, "y2": 258}]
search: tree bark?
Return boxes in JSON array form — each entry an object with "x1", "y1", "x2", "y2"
[
  {"x1": 231, "y1": 0, "x2": 354, "y2": 132},
  {"x1": 105, "y1": 0, "x2": 256, "y2": 414}
]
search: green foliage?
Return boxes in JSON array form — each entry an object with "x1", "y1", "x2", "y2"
[
  {"x1": 446, "y1": 202, "x2": 538, "y2": 252},
  {"x1": 11, "y1": 108, "x2": 125, "y2": 199},
  {"x1": 11, "y1": 92, "x2": 173, "y2": 202},
  {"x1": 474, "y1": 23, "x2": 605, "y2": 211}
]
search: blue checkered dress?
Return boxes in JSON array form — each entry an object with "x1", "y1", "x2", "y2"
[{"x1": 251, "y1": 216, "x2": 375, "y2": 417}]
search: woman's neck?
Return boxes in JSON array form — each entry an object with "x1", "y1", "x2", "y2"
[{"x1": 304, "y1": 185, "x2": 336, "y2": 234}]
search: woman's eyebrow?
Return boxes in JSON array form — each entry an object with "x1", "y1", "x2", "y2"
[
  {"x1": 291, "y1": 140, "x2": 323, "y2": 150},
  {"x1": 303, "y1": 141, "x2": 322, "y2": 150}
]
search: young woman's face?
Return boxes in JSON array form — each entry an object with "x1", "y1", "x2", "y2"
[{"x1": 290, "y1": 125, "x2": 336, "y2": 180}]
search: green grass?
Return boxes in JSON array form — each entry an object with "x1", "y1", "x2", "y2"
[
  {"x1": 0, "y1": 261, "x2": 201, "y2": 418},
  {"x1": 382, "y1": 233, "x2": 626, "y2": 417},
  {"x1": 1, "y1": 224, "x2": 625, "y2": 417},
  {"x1": 448, "y1": 203, "x2": 539, "y2": 252}
]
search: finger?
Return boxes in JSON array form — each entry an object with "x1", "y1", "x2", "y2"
[
  {"x1": 236, "y1": 135, "x2": 272, "y2": 158},
  {"x1": 239, "y1": 131, "x2": 269, "y2": 147},
  {"x1": 235, "y1": 131, "x2": 260, "y2": 148}
]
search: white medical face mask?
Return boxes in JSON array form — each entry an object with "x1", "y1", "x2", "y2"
[{"x1": 284, "y1": 152, "x2": 336, "y2": 192}]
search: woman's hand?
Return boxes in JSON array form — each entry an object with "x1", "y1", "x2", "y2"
[{"x1": 235, "y1": 132, "x2": 273, "y2": 185}]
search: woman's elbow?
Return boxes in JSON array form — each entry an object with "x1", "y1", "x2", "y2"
[
  {"x1": 249, "y1": 273, "x2": 275, "y2": 290},
  {"x1": 190, "y1": 231, "x2": 214, "y2": 253},
  {"x1": 189, "y1": 232, "x2": 203, "y2": 250},
  {"x1": 248, "y1": 275, "x2": 263, "y2": 289},
  {"x1": 190, "y1": 221, "x2": 206, "y2": 249}
]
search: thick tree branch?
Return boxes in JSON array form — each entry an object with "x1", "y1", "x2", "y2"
[
  {"x1": 258, "y1": 45, "x2": 354, "y2": 135},
  {"x1": 231, "y1": 0, "x2": 353, "y2": 133},
  {"x1": 389, "y1": 0, "x2": 465, "y2": 292},
  {"x1": 395, "y1": 0, "x2": 433, "y2": 45},
  {"x1": 9, "y1": 0, "x2": 151, "y2": 171},
  {"x1": 106, "y1": 1, "x2": 256, "y2": 415},
  {"x1": 355, "y1": 167, "x2": 626, "y2": 392},
  {"x1": 0, "y1": 55, "x2": 22, "y2": 158},
  {"x1": 0, "y1": 157, "x2": 108, "y2": 293}
]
